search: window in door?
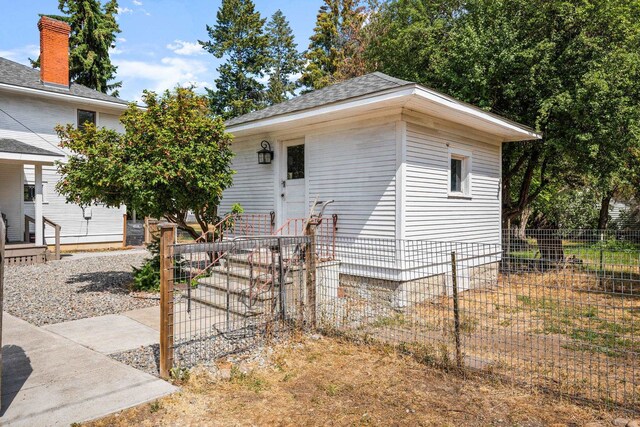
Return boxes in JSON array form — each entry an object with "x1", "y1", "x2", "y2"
[{"x1": 287, "y1": 144, "x2": 305, "y2": 180}]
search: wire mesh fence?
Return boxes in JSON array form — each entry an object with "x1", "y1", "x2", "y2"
[
  {"x1": 165, "y1": 234, "x2": 310, "y2": 370},
  {"x1": 159, "y1": 226, "x2": 639, "y2": 412},
  {"x1": 315, "y1": 231, "x2": 639, "y2": 412}
]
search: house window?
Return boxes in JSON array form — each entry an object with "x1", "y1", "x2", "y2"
[
  {"x1": 448, "y1": 148, "x2": 472, "y2": 197},
  {"x1": 24, "y1": 184, "x2": 35, "y2": 202},
  {"x1": 77, "y1": 109, "x2": 96, "y2": 130},
  {"x1": 287, "y1": 144, "x2": 305, "y2": 180}
]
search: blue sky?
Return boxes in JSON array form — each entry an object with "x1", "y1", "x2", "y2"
[{"x1": 0, "y1": 0, "x2": 323, "y2": 102}]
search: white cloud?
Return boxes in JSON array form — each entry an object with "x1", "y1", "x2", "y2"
[
  {"x1": 114, "y1": 57, "x2": 210, "y2": 101},
  {"x1": 132, "y1": 0, "x2": 143, "y2": 5},
  {"x1": 117, "y1": 6, "x2": 133, "y2": 14},
  {"x1": 166, "y1": 40, "x2": 204, "y2": 56},
  {"x1": 117, "y1": 37, "x2": 127, "y2": 43},
  {"x1": 109, "y1": 47, "x2": 124, "y2": 55},
  {"x1": 0, "y1": 44, "x2": 40, "y2": 65}
]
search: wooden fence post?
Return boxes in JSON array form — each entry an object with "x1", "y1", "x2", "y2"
[
  {"x1": 305, "y1": 222, "x2": 317, "y2": 329},
  {"x1": 122, "y1": 214, "x2": 127, "y2": 248},
  {"x1": 159, "y1": 223, "x2": 176, "y2": 379},
  {"x1": 451, "y1": 251, "x2": 463, "y2": 369}
]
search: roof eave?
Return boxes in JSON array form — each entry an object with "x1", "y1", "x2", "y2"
[
  {"x1": 411, "y1": 87, "x2": 542, "y2": 142},
  {"x1": 0, "y1": 151, "x2": 63, "y2": 165},
  {"x1": 226, "y1": 85, "x2": 417, "y2": 136},
  {"x1": 226, "y1": 84, "x2": 541, "y2": 142},
  {"x1": 0, "y1": 82, "x2": 130, "y2": 112}
]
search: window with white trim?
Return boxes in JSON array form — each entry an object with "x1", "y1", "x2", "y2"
[{"x1": 448, "y1": 148, "x2": 472, "y2": 197}]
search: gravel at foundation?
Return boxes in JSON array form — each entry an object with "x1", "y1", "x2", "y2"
[{"x1": 3, "y1": 251, "x2": 158, "y2": 326}]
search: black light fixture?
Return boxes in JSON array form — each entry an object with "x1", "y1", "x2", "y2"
[{"x1": 257, "y1": 140, "x2": 274, "y2": 164}]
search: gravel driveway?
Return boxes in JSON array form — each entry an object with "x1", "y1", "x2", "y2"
[{"x1": 3, "y1": 251, "x2": 159, "y2": 326}]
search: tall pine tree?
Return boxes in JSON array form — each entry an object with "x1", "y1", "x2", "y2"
[
  {"x1": 200, "y1": 0, "x2": 268, "y2": 118},
  {"x1": 301, "y1": 0, "x2": 367, "y2": 91},
  {"x1": 265, "y1": 10, "x2": 303, "y2": 105},
  {"x1": 32, "y1": 0, "x2": 122, "y2": 95}
]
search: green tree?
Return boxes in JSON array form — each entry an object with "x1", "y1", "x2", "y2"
[
  {"x1": 366, "y1": 0, "x2": 640, "y2": 229},
  {"x1": 200, "y1": 0, "x2": 268, "y2": 118},
  {"x1": 301, "y1": 0, "x2": 368, "y2": 91},
  {"x1": 32, "y1": 0, "x2": 122, "y2": 95},
  {"x1": 264, "y1": 10, "x2": 303, "y2": 105},
  {"x1": 55, "y1": 87, "x2": 235, "y2": 240}
]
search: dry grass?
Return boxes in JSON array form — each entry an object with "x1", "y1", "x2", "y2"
[
  {"x1": 85, "y1": 336, "x2": 621, "y2": 427},
  {"x1": 349, "y1": 270, "x2": 640, "y2": 409}
]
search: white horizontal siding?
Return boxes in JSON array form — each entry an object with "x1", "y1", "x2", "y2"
[
  {"x1": 1, "y1": 92, "x2": 125, "y2": 244},
  {"x1": 404, "y1": 122, "x2": 501, "y2": 244},
  {"x1": 23, "y1": 165, "x2": 125, "y2": 244},
  {"x1": 307, "y1": 122, "x2": 397, "y2": 238},
  {"x1": 219, "y1": 138, "x2": 275, "y2": 214},
  {"x1": 98, "y1": 112, "x2": 124, "y2": 132},
  {"x1": 0, "y1": 163, "x2": 24, "y2": 241}
]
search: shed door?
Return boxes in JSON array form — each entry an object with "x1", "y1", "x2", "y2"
[{"x1": 281, "y1": 140, "x2": 306, "y2": 224}]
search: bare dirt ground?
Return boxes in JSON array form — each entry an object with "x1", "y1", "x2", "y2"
[{"x1": 85, "y1": 335, "x2": 623, "y2": 427}]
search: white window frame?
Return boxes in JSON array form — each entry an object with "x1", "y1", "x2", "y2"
[{"x1": 448, "y1": 147, "x2": 472, "y2": 198}]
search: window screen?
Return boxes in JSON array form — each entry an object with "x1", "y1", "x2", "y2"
[
  {"x1": 287, "y1": 144, "x2": 305, "y2": 180},
  {"x1": 450, "y1": 158, "x2": 462, "y2": 193}
]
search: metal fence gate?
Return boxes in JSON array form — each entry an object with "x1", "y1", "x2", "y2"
[{"x1": 158, "y1": 224, "x2": 311, "y2": 375}]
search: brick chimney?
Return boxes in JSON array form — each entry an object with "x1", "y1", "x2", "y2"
[{"x1": 38, "y1": 16, "x2": 71, "y2": 88}]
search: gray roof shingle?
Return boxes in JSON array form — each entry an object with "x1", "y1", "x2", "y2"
[
  {"x1": 226, "y1": 72, "x2": 413, "y2": 127},
  {"x1": 0, "y1": 138, "x2": 63, "y2": 157},
  {"x1": 0, "y1": 57, "x2": 128, "y2": 105}
]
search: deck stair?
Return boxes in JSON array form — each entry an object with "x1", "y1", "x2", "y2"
[{"x1": 182, "y1": 247, "x2": 298, "y2": 318}]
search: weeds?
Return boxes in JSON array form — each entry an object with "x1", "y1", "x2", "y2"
[
  {"x1": 149, "y1": 401, "x2": 162, "y2": 413},
  {"x1": 230, "y1": 366, "x2": 269, "y2": 393}
]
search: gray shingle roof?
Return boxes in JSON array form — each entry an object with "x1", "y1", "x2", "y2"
[
  {"x1": 0, "y1": 138, "x2": 63, "y2": 157},
  {"x1": 0, "y1": 57, "x2": 128, "y2": 105},
  {"x1": 226, "y1": 72, "x2": 413, "y2": 127}
]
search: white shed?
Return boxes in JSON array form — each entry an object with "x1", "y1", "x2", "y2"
[{"x1": 221, "y1": 72, "x2": 540, "y2": 248}]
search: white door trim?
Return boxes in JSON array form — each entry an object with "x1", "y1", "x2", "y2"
[{"x1": 278, "y1": 138, "x2": 306, "y2": 227}]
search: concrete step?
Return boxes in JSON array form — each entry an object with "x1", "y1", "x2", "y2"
[
  {"x1": 195, "y1": 274, "x2": 273, "y2": 302},
  {"x1": 182, "y1": 286, "x2": 269, "y2": 317},
  {"x1": 211, "y1": 263, "x2": 294, "y2": 285}
]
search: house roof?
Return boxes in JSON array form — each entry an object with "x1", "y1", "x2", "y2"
[
  {"x1": 226, "y1": 72, "x2": 541, "y2": 142},
  {"x1": 0, "y1": 138, "x2": 63, "y2": 157},
  {"x1": 0, "y1": 57, "x2": 128, "y2": 106},
  {"x1": 227, "y1": 72, "x2": 412, "y2": 127}
]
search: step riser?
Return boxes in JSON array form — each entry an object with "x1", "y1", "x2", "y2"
[
  {"x1": 183, "y1": 288, "x2": 273, "y2": 318},
  {"x1": 194, "y1": 278, "x2": 276, "y2": 303}
]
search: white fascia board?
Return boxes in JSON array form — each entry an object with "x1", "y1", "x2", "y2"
[
  {"x1": 0, "y1": 151, "x2": 62, "y2": 164},
  {"x1": 227, "y1": 83, "x2": 542, "y2": 142},
  {"x1": 226, "y1": 87, "x2": 416, "y2": 136},
  {"x1": 412, "y1": 87, "x2": 542, "y2": 141},
  {"x1": 0, "y1": 83, "x2": 131, "y2": 113}
]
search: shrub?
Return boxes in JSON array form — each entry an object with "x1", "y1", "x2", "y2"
[{"x1": 132, "y1": 240, "x2": 161, "y2": 292}]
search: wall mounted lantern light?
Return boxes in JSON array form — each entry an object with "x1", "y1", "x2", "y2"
[{"x1": 257, "y1": 140, "x2": 274, "y2": 164}]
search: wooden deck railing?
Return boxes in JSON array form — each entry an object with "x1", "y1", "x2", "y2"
[{"x1": 24, "y1": 215, "x2": 61, "y2": 260}]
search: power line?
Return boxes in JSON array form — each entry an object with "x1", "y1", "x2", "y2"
[{"x1": 0, "y1": 106, "x2": 65, "y2": 154}]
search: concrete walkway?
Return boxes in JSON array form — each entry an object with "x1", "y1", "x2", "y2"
[
  {"x1": 1, "y1": 313, "x2": 177, "y2": 426},
  {"x1": 44, "y1": 313, "x2": 159, "y2": 355}
]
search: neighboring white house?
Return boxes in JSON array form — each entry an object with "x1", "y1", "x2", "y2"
[
  {"x1": 0, "y1": 17, "x2": 128, "y2": 258},
  {"x1": 222, "y1": 72, "x2": 541, "y2": 246}
]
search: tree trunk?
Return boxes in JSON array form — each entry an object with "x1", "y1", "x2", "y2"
[
  {"x1": 597, "y1": 192, "x2": 613, "y2": 230},
  {"x1": 515, "y1": 206, "x2": 532, "y2": 241}
]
